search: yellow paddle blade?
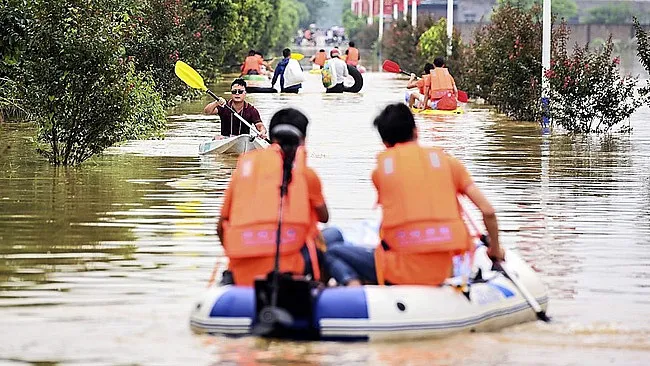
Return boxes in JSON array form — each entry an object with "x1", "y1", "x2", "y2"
[
  {"x1": 174, "y1": 61, "x2": 207, "y2": 91},
  {"x1": 290, "y1": 53, "x2": 304, "y2": 61}
]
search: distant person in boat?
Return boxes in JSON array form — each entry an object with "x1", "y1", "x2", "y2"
[
  {"x1": 203, "y1": 78, "x2": 268, "y2": 139},
  {"x1": 325, "y1": 48, "x2": 348, "y2": 93},
  {"x1": 406, "y1": 62, "x2": 434, "y2": 109},
  {"x1": 310, "y1": 49, "x2": 328, "y2": 69},
  {"x1": 216, "y1": 108, "x2": 330, "y2": 286},
  {"x1": 271, "y1": 48, "x2": 304, "y2": 94},
  {"x1": 254, "y1": 51, "x2": 273, "y2": 75},
  {"x1": 241, "y1": 50, "x2": 272, "y2": 76},
  {"x1": 324, "y1": 103, "x2": 504, "y2": 287},
  {"x1": 423, "y1": 57, "x2": 458, "y2": 111},
  {"x1": 345, "y1": 41, "x2": 360, "y2": 67}
]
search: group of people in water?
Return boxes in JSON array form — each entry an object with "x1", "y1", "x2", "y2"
[
  {"x1": 203, "y1": 84, "x2": 504, "y2": 287},
  {"x1": 406, "y1": 57, "x2": 459, "y2": 111}
]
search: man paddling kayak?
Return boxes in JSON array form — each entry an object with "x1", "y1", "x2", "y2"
[
  {"x1": 203, "y1": 78, "x2": 268, "y2": 139},
  {"x1": 405, "y1": 62, "x2": 434, "y2": 109}
]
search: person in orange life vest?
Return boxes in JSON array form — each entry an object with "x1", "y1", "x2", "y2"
[
  {"x1": 203, "y1": 78, "x2": 268, "y2": 139},
  {"x1": 345, "y1": 41, "x2": 360, "y2": 67},
  {"x1": 216, "y1": 108, "x2": 330, "y2": 286},
  {"x1": 405, "y1": 62, "x2": 434, "y2": 109},
  {"x1": 423, "y1": 57, "x2": 458, "y2": 111},
  {"x1": 241, "y1": 50, "x2": 270, "y2": 76},
  {"x1": 324, "y1": 103, "x2": 504, "y2": 287},
  {"x1": 254, "y1": 51, "x2": 274, "y2": 75},
  {"x1": 310, "y1": 49, "x2": 328, "y2": 69}
]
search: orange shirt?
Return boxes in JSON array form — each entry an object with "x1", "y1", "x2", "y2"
[{"x1": 371, "y1": 147, "x2": 474, "y2": 286}]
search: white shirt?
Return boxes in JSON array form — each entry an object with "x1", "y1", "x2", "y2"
[{"x1": 327, "y1": 57, "x2": 349, "y2": 87}]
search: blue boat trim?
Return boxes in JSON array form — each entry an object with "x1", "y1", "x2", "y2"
[{"x1": 190, "y1": 296, "x2": 549, "y2": 337}]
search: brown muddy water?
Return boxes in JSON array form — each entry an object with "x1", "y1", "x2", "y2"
[{"x1": 1, "y1": 72, "x2": 650, "y2": 365}]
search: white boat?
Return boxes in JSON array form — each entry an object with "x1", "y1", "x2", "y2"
[
  {"x1": 198, "y1": 135, "x2": 269, "y2": 156},
  {"x1": 189, "y1": 224, "x2": 549, "y2": 341}
]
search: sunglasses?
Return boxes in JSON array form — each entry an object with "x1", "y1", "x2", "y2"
[{"x1": 231, "y1": 89, "x2": 246, "y2": 95}]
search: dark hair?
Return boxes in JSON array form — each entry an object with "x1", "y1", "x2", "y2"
[
  {"x1": 424, "y1": 62, "x2": 434, "y2": 74},
  {"x1": 254, "y1": 51, "x2": 263, "y2": 56},
  {"x1": 349, "y1": 41, "x2": 355, "y2": 47},
  {"x1": 319, "y1": 49, "x2": 325, "y2": 53},
  {"x1": 433, "y1": 57, "x2": 445, "y2": 67},
  {"x1": 248, "y1": 50, "x2": 256, "y2": 56},
  {"x1": 372, "y1": 103, "x2": 415, "y2": 146},
  {"x1": 269, "y1": 108, "x2": 309, "y2": 140},
  {"x1": 231, "y1": 78, "x2": 247, "y2": 88},
  {"x1": 282, "y1": 48, "x2": 291, "y2": 58}
]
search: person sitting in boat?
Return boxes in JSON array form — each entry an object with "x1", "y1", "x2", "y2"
[
  {"x1": 345, "y1": 41, "x2": 360, "y2": 67},
  {"x1": 254, "y1": 51, "x2": 274, "y2": 75},
  {"x1": 423, "y1": 57, "x2": 458, "y2": 111},
  {"x1": 405, "y1": 62, "x2": 434, "y2": 109},
  {"x1": 271, "y1": 48, "x2": 304, "y2": 94},
  {"x1": 325, "y1": 49, "x2": 348, "y2": 93},
  {"x1": 324, "y1": 103, "x2": 505, "y2": 286},
  {"x1": 310, "y1": 49, "x2": 327, "y2": 69},
  {"x1": 203, "y1": 78, "x2": 268, "y2": 139},
  {"x1": 216, "y1": 108, "x2": 330, "y2": 286},
  {"x1": 241, "y1": 50, "x2": 272, "y2": 76}
]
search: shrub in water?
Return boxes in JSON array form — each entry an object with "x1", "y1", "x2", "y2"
[
  {"x1": 546, "y1": 28, "x2": 639, "y2": 133},
  {"x1": 22, "y1": 0, "x2": 165, "y2": 165}
]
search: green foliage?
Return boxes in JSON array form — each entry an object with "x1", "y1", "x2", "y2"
[
  {"x1": 297, "y1": 0, "x2": 327, "y2": 28},
  {"x1": 417, "y1": 18, "x2": 466, "y2": 89},
  {"x1": 380, "y1": 17, "x2": 438, "y2": 74},
  {"x1": 585, "y1": 3, "x2": 633, "y2": 24},
  {"x1": 0, "y1": 0, "x2": 29, "y2": 76},
  {"x1": 546, "y1": 30, "x2": 639, "y2": 133},
  {"x1": 342, "y1": 2, "x2": 376, "y2": 48},
  {"x1": 21, "y1": 0, "x2": 166, "y2": 165},
  {"x1": 497, "y1": 0, "x2": 577, "y2": 20},
  {"x1": 464, "y1": 3, "x2": 544, "y2": 121}
]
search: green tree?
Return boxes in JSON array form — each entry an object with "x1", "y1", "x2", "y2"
[
  {"x1": 297, "y1": 0, "x2": 327, "y2": 28},
  {"x1": 497, "y1": 0, "x2": 578, "y2": 20},
  {"x1": 585, "y1": 3, "x2": 634, "y2": 24},
  {"x1": 21, "y1": 0, "x2": 165, "y2": 165}
]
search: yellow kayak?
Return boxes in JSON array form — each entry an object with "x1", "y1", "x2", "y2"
[
  {"x1": 411, "y1": 107, "x2": 464, "y2": 115},
  {"x1": 309, "y1": 68, "x2": 323, "y2": 74}
]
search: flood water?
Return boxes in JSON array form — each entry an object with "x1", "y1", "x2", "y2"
[{"x1": 1, "y1": 72, "x2": 650, "y2": 365}]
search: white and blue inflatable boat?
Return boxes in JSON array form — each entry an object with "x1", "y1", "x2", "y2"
[{"x1": 190, "y1": 224, "x2": 549, "y2": 341}]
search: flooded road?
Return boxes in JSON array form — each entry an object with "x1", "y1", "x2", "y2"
[{"x1": 1, "y1": 72, "x2": 650, "y2": 365}]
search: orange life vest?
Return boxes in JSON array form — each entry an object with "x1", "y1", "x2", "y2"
[
  {"x1": 346, "y1": 47, "x2": 359, "y2": 66},
  {"x1": 242, "y1": 55, "x2": 261, "y2": 75},
  {"x1": 417, "y1": 74, "x2": 430, "y2": 95},
  {"x1": 429, "y1": 68, "x2": 455, "y2": 100},
  {"x1": 222, "y1": 145, "x2": 316, "y2": 286},
  {"x1": 373, "y1": 142, "x2": 472, "y2": 286},
  {"x1": 314, "y1": 52, "x2": 327, "y2": 67}
]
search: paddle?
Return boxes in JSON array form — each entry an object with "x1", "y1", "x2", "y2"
[
  {"x1": 174, "y1": 61, "x2": 270, "y2": 143},
  {"x1": 459, "y1": 198, "x2": 551, "y2": 323},
  {"x1": 382, "y1": 60, "x2": 469, "y2": 103}
]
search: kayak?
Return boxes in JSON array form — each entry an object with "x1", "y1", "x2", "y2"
[
  {"x1": 198, "y1": 135, "x2": 269, "y2": 155},
  {"x1": 412, "y1": 107, "x2": 464, "y2": 115},
  {"x1": 309, "y1": 68, "x2": 322, "y2": 74},
  {"x1": 189, "y1": 224, "x2": 549, "y2": 341}
]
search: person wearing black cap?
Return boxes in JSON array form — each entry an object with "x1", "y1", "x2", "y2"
[{"x1": 324, "y1": 48, "x2": 348, "y2": 93}]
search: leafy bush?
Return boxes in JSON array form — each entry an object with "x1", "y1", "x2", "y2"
[
  {"x1": 463, "y1": 3, "x2": 543, "y2": 121},
  {"x1": 380, "y1": 17, "x2": 438, "y2": 74},
  {"x1": 634, "y1": 18, "x2": 650, "y2": 96},
  {"x1": 417, "y1": 18, "x2": 466, "y2": 89},
  {"x1": 22, "y1": 0, "x2": 165, "y2": 165},
  {"x1": 546, "y1": 30, "x2": 640, "y2": 133}
]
